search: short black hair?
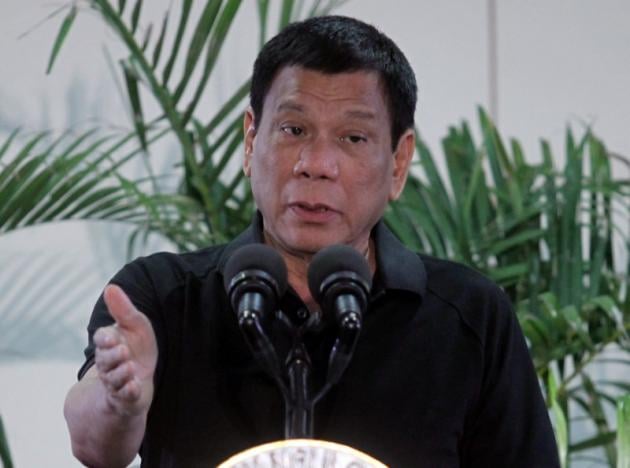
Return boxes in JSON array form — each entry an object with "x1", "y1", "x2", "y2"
[{"x1": 250, "y1": 15, "x2": 417, "y2": 150}]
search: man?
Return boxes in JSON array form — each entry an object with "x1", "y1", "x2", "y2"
[{"x1": 64, "y1": 15, "x2": 560, "y2": 467}]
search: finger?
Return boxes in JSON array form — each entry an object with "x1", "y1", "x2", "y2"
[
  {"x1": 120, "y1": 378, "x2": 142, "y2": 401},
  {"x1": 95, "y1": 343, "x2": 129, "y2": 374},
  {"x1": 105, "y1": 379, "x2": 142, "y2": 415},
  {"x1": 103, "y1": 361, "x2": 135, "y2": 392},
  {"x1": 103, "y1": 284, "x2": 147, "y2": 331},
  {"x1": 111, "y1": 377, "x2": 142, "y2": 404},
  {"x1": 93, "y1": 325, "x2": 123, "y2": 349}
]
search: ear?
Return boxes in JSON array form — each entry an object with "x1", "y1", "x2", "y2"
[
  {"x1": 389, "y1": 129, "x2": 415, "y2": 201},
  {"x1": 243, "y1": 107, "x2": 257, "y2": 177}
]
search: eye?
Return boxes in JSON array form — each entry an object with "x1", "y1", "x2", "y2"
[
  {"x1": 341, "y1": 134, "x2": 367, "y2": 144},
  {"x1": 281, "y1": 126, "x2": 304, "y2": 136}
]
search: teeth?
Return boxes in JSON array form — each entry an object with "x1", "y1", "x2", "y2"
[{"x1": 299, "y1": 204, "x2": 327, "y2": 212}]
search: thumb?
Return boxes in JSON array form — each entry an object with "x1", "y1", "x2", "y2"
[{"x1": 103, "y1": 284, "x2": 147, "y2": 331}]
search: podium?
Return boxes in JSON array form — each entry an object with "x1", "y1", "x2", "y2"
[{"x1": 219, "y1": 439, "x2": 387, "y2": 467}]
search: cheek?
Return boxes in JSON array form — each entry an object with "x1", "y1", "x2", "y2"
[
  {"x1": 249, "y1": 151, "x2": 290, "y2": 203},
  {"x1": 348, "y1": 155, "x2": 393, "y2": 191}
]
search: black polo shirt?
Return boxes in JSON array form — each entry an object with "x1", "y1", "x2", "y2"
[{"x1": 80, "y1": 216, "x2": 559, "y2": 467}]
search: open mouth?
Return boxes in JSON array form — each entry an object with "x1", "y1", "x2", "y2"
[
  {"x1": 296, "y1": 202, "x2": 331, "y2": 213},
  {"x1": 290, "y1": 202, "x2": 337, "y2": 221}
]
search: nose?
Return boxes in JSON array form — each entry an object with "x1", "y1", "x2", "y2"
[{"x1": 292, "y1": 136, "x2": 340, "y2": 180}]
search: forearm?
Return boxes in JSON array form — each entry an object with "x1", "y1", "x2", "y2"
[{"x1": 64, "y1": 369, "x2": 148, "y2": 468}]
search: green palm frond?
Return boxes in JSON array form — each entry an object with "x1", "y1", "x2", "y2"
[
  {"x1": 0, "y1": 130, "x2": 147, "y2": 233},
  {"x1": 387, "y1": 106, "x2": 630, "y2": 465},
  {"x1": 0, "y1": 413, "x2": 12, "y2": 468},
  {"x1": 34, "y1": 0, "x2": 348, "y2": 252}
]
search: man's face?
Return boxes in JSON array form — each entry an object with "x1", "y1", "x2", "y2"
[{"x1": 243, "y1": 66, "x2": 414, "y2": 257}]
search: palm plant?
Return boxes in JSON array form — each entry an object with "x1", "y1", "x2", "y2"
[
  {"x1": 386, "y1": 107, "x2": 630, "y2": 466},
  {"x1": 1, "y1": 1, "x2": 628, "y2": 466},
  {"x1": 0, "y1": 2, "x2": 346, "y2": 466},
  {"x1": 1, "y1": 0, "x2": 349, "y2": 245}
]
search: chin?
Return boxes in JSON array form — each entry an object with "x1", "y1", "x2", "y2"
[{"x1": 284, "y1": 232, "x2": 345, "y2": 255}]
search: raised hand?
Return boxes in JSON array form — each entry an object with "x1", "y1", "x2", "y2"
[{"x1": 93, "y1": 284, "x2": 158, "y2": 417}]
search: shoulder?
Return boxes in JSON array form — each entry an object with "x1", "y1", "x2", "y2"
[
  {"x1": 108, "y1": 243, "x2": 230, "y2": 302},
  {"x1": 419, "y1": 253, "x2": 515, "y2": 346},
  {"x1": 419, "y1": 254, "x2": 506, "y2": 306},
  {"x1": 133, "y1": 243, "x2": 229, "y2": 278},
  {"x1": 124, "y1": 243, "x2": 228, "y2": 278}
]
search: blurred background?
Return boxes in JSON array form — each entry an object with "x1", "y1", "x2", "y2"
[{"x1": 0, "y1": 1, "x2": 628, "y2": 466}]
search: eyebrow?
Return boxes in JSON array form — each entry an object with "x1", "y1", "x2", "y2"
[
  {"x1": 276, "y1": 101, "x2": 377, "y2": 121},
  {"x1": 344, "y1": 110, "x2": 377, "y2": 121},
  {"x1": 276, "y1": 101, "x2": 305, "y2": 113}
]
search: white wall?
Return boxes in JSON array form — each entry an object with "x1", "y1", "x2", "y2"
[{"x1": 1, "y1": 1, "x2": 629, "y2": 466}]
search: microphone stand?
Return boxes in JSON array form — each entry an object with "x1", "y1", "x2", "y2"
[
  {"x1": 285, "y1": 343, "x2": 314, "y2": 438},
  {"x1": 239, "y1": 309, "x2": 361, "y2": 441},
  {"x1": 313, "y1": 318, "x2": 361, "y2": 405},
  {"x1": 238, "y1": 311, "x2": 315, "y2": 438}
]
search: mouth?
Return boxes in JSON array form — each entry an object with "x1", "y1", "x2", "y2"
[
  {"x1": 289, "y1": 202, "x2": 339, "y2": 222},
  {"x1": 293, "y1": 202, "x2": 334, "y2": 213}
]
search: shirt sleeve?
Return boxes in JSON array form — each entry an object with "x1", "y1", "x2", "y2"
[{"x1": 460, "y1": 289, "x2": 560, "y2": 468}]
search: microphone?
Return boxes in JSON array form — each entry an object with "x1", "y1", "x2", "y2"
[
  {"x1": 307, "y1": 244, "x2": 372, "y2": 330},
  {"x1": 224, "y1": 244, "x2": 288, "y2": 325},
  {"x1": 224, "y1": 244, "x2": 288, "y2": 377},
  {"x1": 308, "y1": 244, "x2": 372, "y2": 388}
]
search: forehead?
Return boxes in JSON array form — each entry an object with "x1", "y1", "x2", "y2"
[{"x1": 262, "y1": 66, "x2": 389, "y2": 119}]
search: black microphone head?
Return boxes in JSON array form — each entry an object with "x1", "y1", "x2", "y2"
[
  {"x1": 223, "y1": 244, "x2": 288, "y2": 308},
  {"x1": 307, "y1": 244, "x2": 372, "y2": 305}
]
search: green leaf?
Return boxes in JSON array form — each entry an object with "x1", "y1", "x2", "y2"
[
  {"x1": 570, "y1": 431, "x2": 616, "y2": 452},
  {"x1": 0, "y1": 414, "x2": 13, "y2": 468},
  {"x1": 46, "y1": 5, "x2": 77, "y2": 74},
  {"x1": 151, "y1": 11, "x2": 169, "y2": 69},
  {"x1": 548, "y1": 372, "x2": 568, "y2": 468},
  {"x1": 478, "y1": 107, "x2": 510, "y2": 219},
  {"x1": 140, "y1": 23, "x2": 153, "y2": 52},
  {"x1": 416, "y1": 135, "x2": 451, "y2": 210},
  {"x1": 131, "y1": 0, "x2": 143, "y2": 34},
  {"x1": 122, "y1": 60, "x2": 147, "y2": 150},
  {"x1": 173, "y1": 0, "x2": 223, "y2": 103},
  {"x1": 162, "y1": 0, "x2": 193, "y2": 86},
  {"x1": 204, "y1": 125, "x2": 242, "y2": 188},
  {"x1": 586, "y1": 295, "x2": 617, "y2": 316},
  {"x1": 619, "y1": 395, "x2": 630, "y2": 467},
  {"x1": 0, "y1": 129, "x2": 149, "y2": 233},
  {"x1": 181, "y1": 0, "x2": 243, "y2": 124},
  {"x1": 0, "y1": 143, "x2": 54, "y2": 226},
  {"x1": 484, "y1": 228, "x2": 544, "y2": 257},
  {"x1": 0, "y1": 129, "x2": 21, "y2": 163},
  {"x1": 597, "y1": 381, "x2": 630, "y2": 394},
  {"x1": 488, "y1": 263, "x2": 528, "y2": 283},
  {"x1": 279, "y1": 0, "x2": 294, "y2": 29},
  {"x1": 257, "y1": 0, "x2": 270, "y2": 46},
  {"x1": 201, "y1": 112, "x2": 242, "y2": 167},
  {"x1": 22, "y1": 131, "x2": 138, "y2": 225},
  {"x1": 559, "y1": 305, "x2": 593, "y2": 350},
  {"x1": 581, "y1": 373, "x2": 617, "y2": 465},
  {"x1": 201, "y1": 78, "x2": 251, "y2": 139},
  {"x1": 518, "y1": 312, "x2": 552, "y2": 349}
]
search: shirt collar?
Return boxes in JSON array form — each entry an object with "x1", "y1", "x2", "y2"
[
  {"x1": 371, "y1": 220, "x2": 426, "y2": 297},
  {"x1": 217, "y1": 212, "x2": 426, "y2": 298}
]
